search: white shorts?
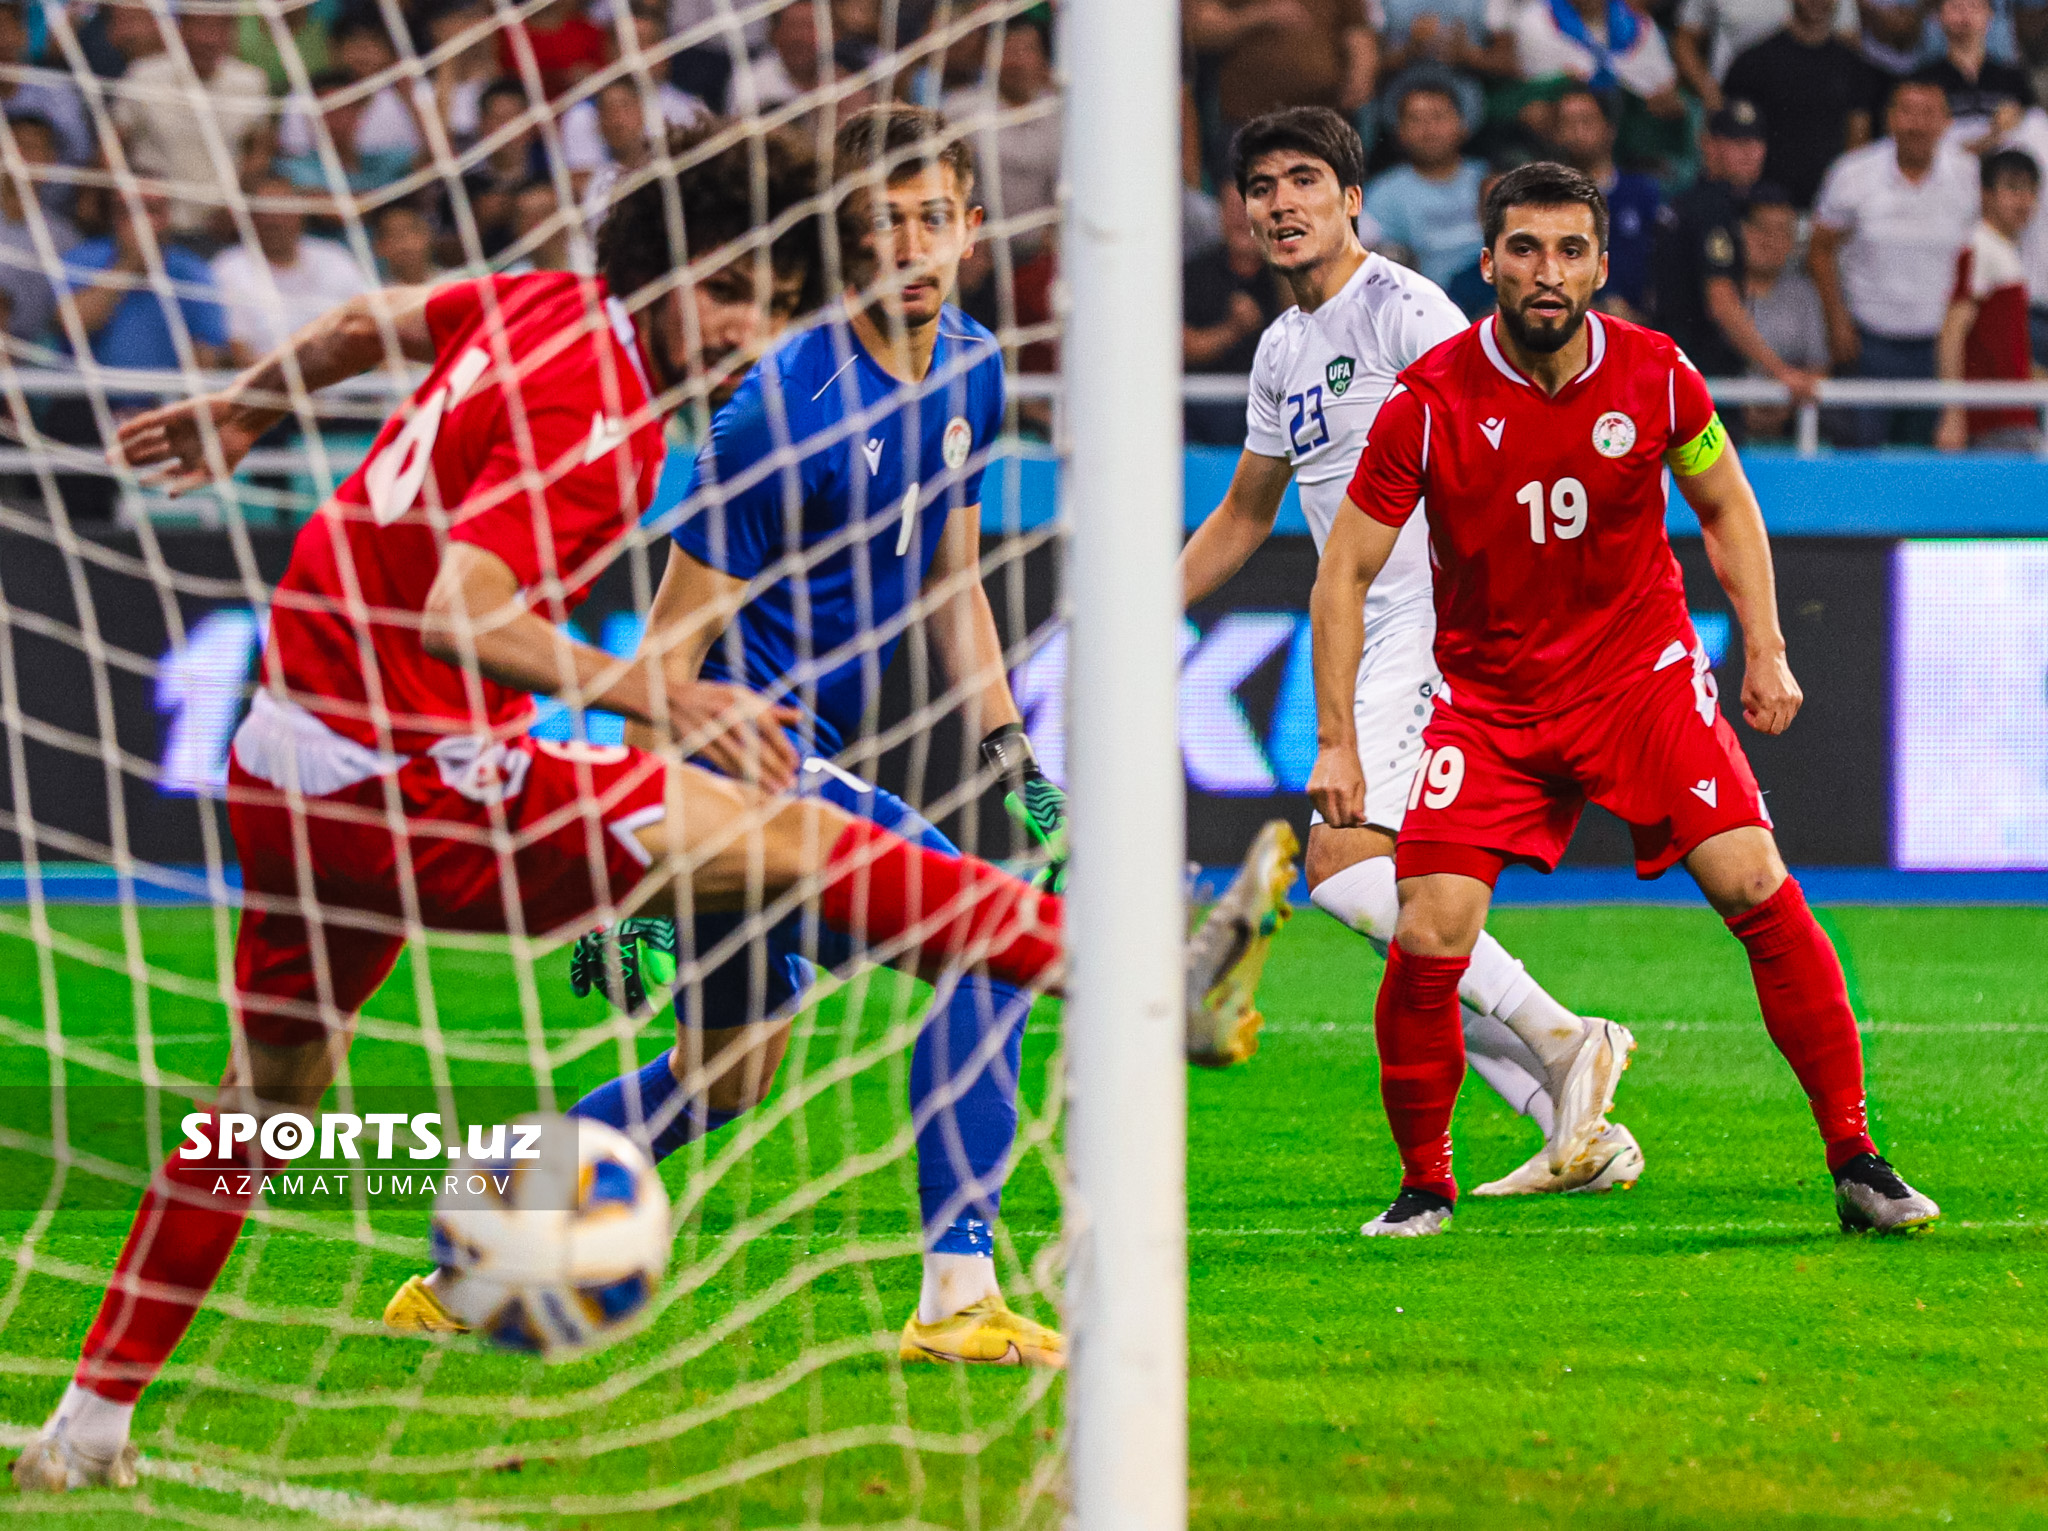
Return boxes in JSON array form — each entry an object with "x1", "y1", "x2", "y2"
[{"x1": 1307, "y1": 623, "x2": 1442, "y2": 837}]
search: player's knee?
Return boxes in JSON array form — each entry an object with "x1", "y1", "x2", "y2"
[
  {"x1": 1689, "y1": 828, "x2": 1789, "y2": 918},
  {"x1": 1307, "y1": 851, "x2": 1399, "y2": 945},
  {"x1": 1391, "y1": 888, "x2": 1485, "y2": 958}
]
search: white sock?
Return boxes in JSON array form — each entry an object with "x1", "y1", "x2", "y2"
[
  {"x1": 1464, "y1": 929, "x2": 1586, "y2": 1085},
  {"x1": 1462, "y1": 1008, "x2": 1556, "y2": 1135},
  {"x1": 48, "y1": 1382, "x2": 133, "y2": 1460},
  {"x1": 1313, "y1": 856, "x2": 1551, "y2": 1128},
  {"x1": 918, "y1": 1252, "x2": 1000, "y2": 1324}
]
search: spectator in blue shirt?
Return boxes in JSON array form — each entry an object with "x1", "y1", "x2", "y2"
[
  {"x1": 1360, "y1": 80, "x2": 1486, "y2": 288},
  {"x1": 46, "y1": 188, "x2": 226, "y2": 517},
  {"x1": 1549, "y1": 85, "x2": 1661, "y2": 318}
]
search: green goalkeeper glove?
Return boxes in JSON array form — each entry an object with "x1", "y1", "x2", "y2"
[
  {"x1": 984, "y1": 724, "x2": 1066, "y2": 893},
  {"x1": 569, "y1": 916, "x2": 679, "y2": 1017}
]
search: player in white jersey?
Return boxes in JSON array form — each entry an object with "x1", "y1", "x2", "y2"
[{"x1": 1180, "y1": 107, "x2": 1641, "y2": 1200}]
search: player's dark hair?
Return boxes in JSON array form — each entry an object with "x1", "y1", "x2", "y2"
[
  {"x1": 1482, "y1": 161, "x2": 1609, "y2": 252},
  {"x1": 1983, "y1": 146, "x2": 2040, "y2": 191},
  {"x1": 833, "y1": 103, "x2": 978, "y2": 202},
  {"x1": 1229, "y1": 106, "x2": 1366, "y2": 195},
  {"x1": 596, "y1": 118, "x2": 823, "y2": 310}
]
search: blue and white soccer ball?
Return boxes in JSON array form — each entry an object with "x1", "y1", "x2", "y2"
[{"x1": 429, "y1": 1114, "x2": 672, "y2": 1357}]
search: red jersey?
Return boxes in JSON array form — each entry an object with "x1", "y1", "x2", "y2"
[
  {"x1": 1345, "y1": 311, "x2": 1716, "y2": 725},
  {"x1": 1952, "y1": 222, "x2": 2034, "y2": 438},
  {"x1": 265, "y1": 273, "x2": 665, "y2": 753}
]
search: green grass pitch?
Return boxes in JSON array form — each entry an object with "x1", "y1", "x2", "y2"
[{"x1": 0, "y1": 900, "x2": 2042, "y2": 1527}]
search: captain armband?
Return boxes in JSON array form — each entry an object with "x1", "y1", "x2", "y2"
[{"x1": 1666, "y1": 412, "x2": 1728, "y2": 477}]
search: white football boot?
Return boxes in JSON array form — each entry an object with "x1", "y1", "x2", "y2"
[
  {"x1": 1359, "y1": 1187, "x2": 1456, "y2": 1237},
  {"x1": 1471, "y1": 1120, "x2": 1644, "y2": 1196},
  {"x1": 1546, "y1": 1019, "x2": 1635, "y2": 1174},
  {"x1": 11, "y1": 1434, "x2": 139, "y2": 1493}
]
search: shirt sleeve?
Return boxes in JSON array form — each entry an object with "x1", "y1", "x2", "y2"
[
  {"x1": 1383, "y1": 275, "x2": 1470, "y2": 369},
  {"x1": 668, "y1": 369, "x2": 795, "y2": 582},
  {"x1": 448, "y1": 395, "x2": 637, "y2": 592},
  {"x1": 961, "y1": 355, "x2": 1005, "y2": 508},
  {"x1": 1243, "y1": 327, "x2": 1290, "y2": 459},
  {"x1": 1953, "y1": 245, "x2": 1976, "y2": 303},
  {"x1": 1811, "y1": 154, "x2": 1858, "y2": 233},
  {"x1": 1669, "y1": 350, "x2": 1718, "y2": 447},
  {"x1": 423, "y1": 276, "x2": 489, "y2": 355},
  {"x1": 1345, "y1": 383, "x2": 1429, "y2": 528}
]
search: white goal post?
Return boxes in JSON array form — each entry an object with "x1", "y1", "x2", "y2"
[{"x1": 1061, "y1": 0, "x2": 1189, "y2": 1526}]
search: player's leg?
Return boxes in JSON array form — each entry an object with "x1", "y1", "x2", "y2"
[
  {"x1": 1684, "y1": 826, "x2": 1937, "y2": 1231},
  {"x1": 1358, "y1": 861, "x2": 1494, "y2": 1237},
  {"x1": 17, "y1": 896, "x2": 399, "y2": 1491},
  {"x1": 1311, "y1": 627, "x2": 1633, "y2": 1184},
  {"x1": 1597, "y1": 651, "x2": 1934, "y2": 1231},
  {"x1": 631, "y1": 755, "x2": 1290, "y2": 1050}
]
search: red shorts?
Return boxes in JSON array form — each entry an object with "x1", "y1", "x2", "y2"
[
  {"x1": 1394, "y1": 651, "x2": 1770, "y2": 885},
  {"x1": 228, "y1": 735, "x2": 667, "y2": 1046}
]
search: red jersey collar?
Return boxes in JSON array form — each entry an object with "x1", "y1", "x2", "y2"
[{"x1": 1479, "y1": 309, "x2": 1608, "y2": 392}]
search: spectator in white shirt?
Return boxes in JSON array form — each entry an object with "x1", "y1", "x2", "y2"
[
  {"x1": 1810, "y1": 78, "x2": 1982, "y2": 444},
  {"x1": 940, "y1": 14, "x2": 1059, "y2": 259},
  {"x1": 1492, "y1": 0, "x2": 1686, "y2": 123},
  {"x1": 112, "y1": 7, "x2": 272, "y2": 241},
  {"x1": 279, "y1": 12, "x2": 424, "y2": 167},
  {"x1": 370, "y1": 201, "x2": 441, "y2": 285},
  {"x1": 208, "y1": 173, "x2": 370, "y2": 365},
  {"x1": 562, "y1": 5, "x2": 709, "y2": 179},
  {"x1": 730, "y1": 3, "x2": 825, "y2": 114}
]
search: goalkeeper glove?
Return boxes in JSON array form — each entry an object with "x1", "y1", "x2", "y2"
[
  {"x1": 569, "y1": 916, "x2": 679, "y2": 1017},
  {"x1": 983, "y1": 724, "x2": 1066, "y2": 893}
]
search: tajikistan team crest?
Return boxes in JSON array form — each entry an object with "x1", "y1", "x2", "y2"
[
  {"x1": 1592, "y1": 411, "x2": 1637, "y2": 458},
  {"x1": 1326, "y1": 356, "x2": 1355, "y2": 396}
]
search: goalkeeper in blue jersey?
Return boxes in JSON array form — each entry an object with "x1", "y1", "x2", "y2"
[{"x1": 431, "y1": 105, "x2": 1076, "y2": 1364}]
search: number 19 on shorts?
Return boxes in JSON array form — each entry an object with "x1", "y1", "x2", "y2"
[
  {"x1": 1517, "y1": 477, "x2": 1587, "y2": 543},
  {"x1": 1407, "y1": 745, "x2": 1466, "y2": 811}
]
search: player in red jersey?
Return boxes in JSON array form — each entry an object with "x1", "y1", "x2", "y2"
[
  {"x1": 12, "y1": 123, "x2": 1293, "y2": 1492},
  {"x1": 1309, "y1": 163, "x2": 1939, "y2": 1240}
]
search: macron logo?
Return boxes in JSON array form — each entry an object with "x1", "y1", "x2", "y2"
[
  {"x1": 1480, "y1": 417, "x2": 1505, "y2": 450},
  {"x1": 1690, "y1": 778, "x2": 1719, "y2": 808},
  {"x1": 582, "y1": 413, "x2": 629, "y2": 465},
  {"x1": 862, "y1": 437, "x2": 885, "y2": 474}
]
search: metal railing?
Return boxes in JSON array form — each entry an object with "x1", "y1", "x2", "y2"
[{"x1": 4, "y1": 370, "x2": 2047, "y2": 503}]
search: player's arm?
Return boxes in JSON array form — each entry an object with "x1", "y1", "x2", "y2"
[
  {"x1": 1665, "y1": 416, "x2": 1803, "y2": 736},
  {"x1": 420, "y1": 542, "x2": 801, "y2": 783},
  {"x1": 924, "y1": 500, "x2": 1068, "y2": 885},
  {"x1": 620, "y1": 544, "x2": 803, "y2": 788},
  {"x1": 1932, "y1": 290, "x2": 1979, "y2": 452},
  {"x1": 1307, "y1": 504, "x2": 1402, "y2": 827},
  {"x1": 1180, "y1": 449, "x2": 1295, "y2": 606},
  {"x1": 112, "y1": 283, "x2": 441, "y2": 495}
]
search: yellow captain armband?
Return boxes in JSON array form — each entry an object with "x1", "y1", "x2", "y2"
[{"x1": 1666, "y1": 412, "x2": 1728, "y2": 477}]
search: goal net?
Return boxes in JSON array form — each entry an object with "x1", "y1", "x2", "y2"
[{"x1": 0, "y1": 0, "x2": 1132, "y2": 1519}]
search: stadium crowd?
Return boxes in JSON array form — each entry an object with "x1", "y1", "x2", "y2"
[{"x1": 0, "y1": 0, "x2": 2041, "y2": 519}]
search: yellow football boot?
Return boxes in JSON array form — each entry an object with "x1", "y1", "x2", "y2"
[
  {"x1": 382, "y1": 1273, "x2": 469, "y2": 1335},
  {"x1": 1185, "y1": 819, "x2": 1300, "y2": 1067},
  {"x1": 899, "y1": 1297, "x2": 1065, "y2": 1367}
]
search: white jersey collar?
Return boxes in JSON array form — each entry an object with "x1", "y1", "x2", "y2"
[
  {"x1": 604, "y1": 294, "x2": 656, "y2": 407},
  {"x1": 1479, "y1": 309, "x2": 1607, "y2": 391}
]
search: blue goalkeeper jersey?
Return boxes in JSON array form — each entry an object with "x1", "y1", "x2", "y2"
[{"x1": 670, "y1": 304, "x2": 1005, "y2": 755}]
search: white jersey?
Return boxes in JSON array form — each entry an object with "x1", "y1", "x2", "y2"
[{"x1": 1245, "y1": 253, "x2": 1469, "y2": 636}]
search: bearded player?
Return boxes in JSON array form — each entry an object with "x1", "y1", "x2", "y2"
[
  {"x1": 13, "y1": 122, "x2": 1291, "y2": 1491},
  {"x1": 1310, "y1": 162, "x2": 1938, "y2": 1238},
  {"x1": 1182, "y1": 108, "x2": 1638, "y2": 1197}
]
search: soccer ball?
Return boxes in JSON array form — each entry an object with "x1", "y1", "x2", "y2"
[{"x1": 429, "y1": 1114, "x2": 672, "y2": 1356}]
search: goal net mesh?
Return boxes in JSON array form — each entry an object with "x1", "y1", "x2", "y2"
[{"x1": 0, "y1": 0, "x2": 1071, "y2": 1521}]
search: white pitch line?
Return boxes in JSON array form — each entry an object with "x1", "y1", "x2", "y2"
[{"x1": 0, "y1": 1424, "x2": 521, "y2": 1531}]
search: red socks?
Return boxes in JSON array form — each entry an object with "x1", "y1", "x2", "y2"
[
  {"x1": 819, "y1": 820, "x2": 1064, "y2": 993},
  {"x1": 1374, "y1": 941, "x2": 1470, "y2": 1199},
  {"x1": 75, "y1": 1141, "x2": 262, "y2": 1403},
  {"x1": 1726, "y1": 877, "x2": 1875, "y2": 1171}
]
